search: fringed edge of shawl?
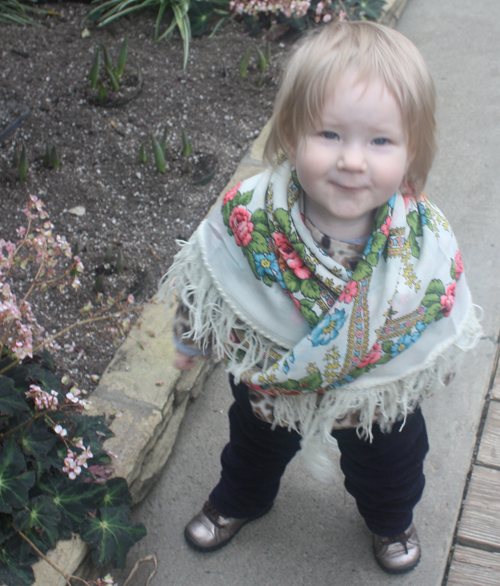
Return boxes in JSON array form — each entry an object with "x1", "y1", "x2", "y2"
[
  {"x1": 160, "y1": 234, "x2": 483, "y2": 480},
  {"x1": 274, "y1": 302, "x2": 482, "y2": 481},
  {"x1": 159, "y1": 233, "x2": 280, "y2": 374}
]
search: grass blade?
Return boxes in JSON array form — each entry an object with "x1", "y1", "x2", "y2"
[
  {"x1": 89, "y1": 47, "x2": 101, "y2": 89},
  {"x1": 181, "y1": 129, "x2": 191, "y2": 156},
  {"x1": 255, "y1": 46, "x2": 266, "y2": 73},
  {"x1": 105, "y1": 64, "x2": 120, "y2": 91},
  {"x1": 101, "y1": 44, "x2": 113, "y2": 71},
  {"x1": 117, "y1": 32, "x2": 128, "y2": 77},
  {"x1": 151, "y1": 134, "x2": 166, "y2": 173},
  {"x1": 239, "y1": 48, "x2": 252, "y2": 78},
  {"x1": 139, "y1": 144, "x2": 147, "y2": 164},
  {"x1": 160, "y1": 126, "x2": 168, "y2": 151}
]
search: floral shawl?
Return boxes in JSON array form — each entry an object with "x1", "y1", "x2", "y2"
[{"x1": 162, "y1": 160, "x2": 481, "y2": 450}]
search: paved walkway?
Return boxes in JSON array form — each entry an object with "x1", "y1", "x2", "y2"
[{"x1": 111, "y1": 1, "x2": 500, "y2": 584}]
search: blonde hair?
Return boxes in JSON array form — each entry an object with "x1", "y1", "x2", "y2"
[{"x1": 264, "y1": 21, "x2": 437, "y2": 191}]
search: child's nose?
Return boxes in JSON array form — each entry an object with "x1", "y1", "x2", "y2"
[{"x1": 337, "y1": 145, "x2": 367, "y2": 172}]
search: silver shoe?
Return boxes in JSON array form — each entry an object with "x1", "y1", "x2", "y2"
[
  {"x1": 184, "y1": 500, "x2": 273, "y2": 553},
  {"x1": 373, "y1": 523, "x2": 421, "y2": 574}
]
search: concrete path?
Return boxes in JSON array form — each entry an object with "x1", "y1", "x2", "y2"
[{"x1": 113, "y1": 1, "x2": 500, "y2": 584}]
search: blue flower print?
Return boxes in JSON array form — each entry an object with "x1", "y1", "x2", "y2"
[
  {"x1": 310, "y1": 308, "x2": 346, "y2": 346},
  {"x1": 254, "y1": 251, "x2": 286, "y2": 288},
  {"x1": 418, "y1": 203, "x2": 428, "y2": 226},
  {"x1": 390, "y1": 322, "x2": 426, "y2": 357}
]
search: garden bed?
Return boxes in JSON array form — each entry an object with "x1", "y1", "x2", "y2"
[{"x1": 0, "y1": 2, "x2": 282, "y2": 390}]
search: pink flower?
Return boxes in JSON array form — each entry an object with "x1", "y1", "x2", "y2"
[
  {"x1": 358, "y1": 343, "x2": 382, "y2": 368},
  {"x1": 223, "y1": 182, "x2": 242, "y2": 206},
  {"x1": 338, "y1": 280, "x2": 358, "y2": 304},
  {"x1": 440, "y1": 281, "x2": 456, "y2": 317},
  {"x1": 229, "y1": 206, "x2": 254, "y2": 247},
  {"x1": 272, "y1": 232, "x2": 312, "y2": 279},
  {"x1": 380, "y1": 216, "x2": 392, "y2": 236},
  {"x1": 455, "y1": 250, "x2": 464, "y2": 280}
]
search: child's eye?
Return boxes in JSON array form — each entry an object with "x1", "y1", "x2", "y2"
[
  {"x1": 373, "y1": 137, "x2": 389, "y2": 145},
  {"x1": 321, "y1": 131, "x2": 339, "y2": 140}
]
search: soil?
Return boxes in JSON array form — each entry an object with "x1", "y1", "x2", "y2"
[{"x1": 0, "y1": 3, "x2": 291, "y2": 390}]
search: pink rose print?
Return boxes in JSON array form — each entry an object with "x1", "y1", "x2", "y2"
[
  {"x1": 229, "y1": 206, "x2": 254, "y2": 247},
  {"x1": 358, "y1": 343, "x2": 382, "y2": 368},
  {"x1": 380, "y1": 216, "x2": 392, "y2": 236},
  {"x1": 455, "y1": 250, "x2": 464, "y2": 280},
  {"x1": 440, "y1": 281, "x2": 456, "y2": 317},
  {"x1": 272, "y1": 232, "x2": 312, "y2": 279},
  {"x1": 338, "y1": 280, "x2": 358, "y2": 304},
  {"x1": 223, "y1": 182, "x2": 242, "y2": 206}
]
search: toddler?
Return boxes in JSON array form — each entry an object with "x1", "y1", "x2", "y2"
[{"x1": 162, "y1": 21, "x2": 481, "y2": 574}]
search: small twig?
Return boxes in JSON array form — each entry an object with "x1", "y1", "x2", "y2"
[
  {"x1": 16, "y1": 530, "x2": 79, "y2": 586},
  {"x1": 122, "y1": 554, "x2": 158, "y2": 586},
  {"x1": 147, "y1": 244, "x2": 166, "y2": 264}
]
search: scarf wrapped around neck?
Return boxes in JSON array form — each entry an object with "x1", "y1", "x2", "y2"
[{"x1": 161, "y1": 160, "x2": 482, "y2": 448}]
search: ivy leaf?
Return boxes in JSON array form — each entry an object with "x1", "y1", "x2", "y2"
[
  {"x1": 423, "y1": 303, "x2": 444, "y2": 325},
  {"x1": 37, "y1": 475, "x2": 106, "y2": 532},
  {"x1": 292, "y1": 241, "x2": 306, "y2": 259},
  {"x1": 80, "y1": 506, "x2": 146, "y2": 568},
  {"x1": 262, "y1": 274, "x2": 276, "y2": 287},
  {"x1": 283, "y1": 270, "x2": 301, "y2": 293},
  {"x1": 0, "y1": 440, "x2": 35, "y2": 513},
  {"x1": 371, "y1": 232, "x2": 387, "y2": 252},
  {"x1": 374, "y1": 353, "x2": 391, "y2": 365},
  {"x1": 351, "y1": 259, "x2": 373, "y2": 282},
  {"x1": 24, "y1": 363, "x2": 61, "y2": 393},
  {"x1": 421, "y1": 292, "x2": 441, "y2": 308},
  {"x1": 382, "y1": 340, "x2": 393, "y2": 354},
  {"x1": 245, "y1": 231, "x2": 269, "y2": 255},
  {"x1": 274, "y1": 209, "x2": 291, "y2": 236},
  {"x1": 407, "y1": 210, "x2": 423, "y2": 237},
  {"x1": 300, "y1": 278, "x2": 321, "y2": 300},
  {"x1": 232, "y1": 190, "x2": 253, "y2": 207},
  {"x1": 14, "y1": 424, "x2": 55, "y2": 464},
  {"x1": 6, "y1": 529, "x2": 46, "y2": 566},
  {"x1": 426, "y1": 279, "x2": 446, "y2": 297},
  {"x1": 250, "y1": 208, "x2": 268, "y2": 227},
  {"x1": 374, "y1": 202, "x2": 390, "y2": 230},
  {"x1": 409, "y1": 230, "x2": 421, "y2": 259},
  {"x1": 366, "y1": 252, "x2": 380, "y2": 267},
  {"x1": 0, "y1": 516, "x2": 14, "y2": 545},
  {"x1": 99, "y1": 478, "x2": 132, "y2": 509},
  {"x1": 0, "y1": 377, "x2": 29, "y2": 416},
  {"x1": 300, "y1": 299, "x2": 320, "y2": 328},
  {"x1": 13, "y1": 496, "x2": 60, "y2": 550},
  {"x1": 253, "y1": 223, "x2": 271, "y2": 238},
  {"x1": 0, "y1": 545, "x2": 35, "y2": 586},
  {"x1": 242, "y1": 247, "x2": 260, "y2": 280}
]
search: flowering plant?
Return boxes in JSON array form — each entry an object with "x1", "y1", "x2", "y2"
[
  {"x1": 0, "y1": 197, "x2": 145, "y2": 585},
  {"x1": 229, "y1": 0, "x2": 386, "y2": 34}
]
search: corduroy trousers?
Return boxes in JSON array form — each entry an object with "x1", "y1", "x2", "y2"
[{"x1": 209, "y1": 375, "x2": 429, "y2": 538}]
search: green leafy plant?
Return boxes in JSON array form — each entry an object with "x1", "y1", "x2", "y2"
[
  {"x1": 181, "y1": 128, "x2": 192, "y2": 156},
  {"x1": 240, "y1": 42, "x2": 271, "y2": 85},
  {"x1": 87, "y1": 34, "x2": 133, "y2": 100},
  {"x1": 0, "y1": 196, "x2": 144, "y2": 585},
  {"x1": 42, "y1": 143, "x2": 60, "y2": 169},
  {"x1": 85, "y1": 0, "x2": 230, "y2": 70},
  {"x1": 0, "y1": 0, "x2": 44, "y2": 26},
  {"x1": 151, "y1": 134, "x2": 167, "y2": 173}
]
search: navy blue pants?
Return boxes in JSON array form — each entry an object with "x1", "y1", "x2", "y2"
[{"x1": 209, "y1": 376, "x2": 429, "y2": 538}]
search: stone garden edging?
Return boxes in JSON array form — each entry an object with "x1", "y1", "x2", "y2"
[{"x1": 32, "y1": 1, "x2": 408, "y2": 583}]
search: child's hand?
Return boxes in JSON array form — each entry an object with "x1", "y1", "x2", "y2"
[
  {"x1": 174, "y1": 351, "x2": 198, "y2": 371},
  {"x1": 174, "y1": 351, "x2": 210, "y2": 371}
]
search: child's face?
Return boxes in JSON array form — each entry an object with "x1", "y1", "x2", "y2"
[{"x1": 290, "y1": 70, "x2": 412, "y2": 240}]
